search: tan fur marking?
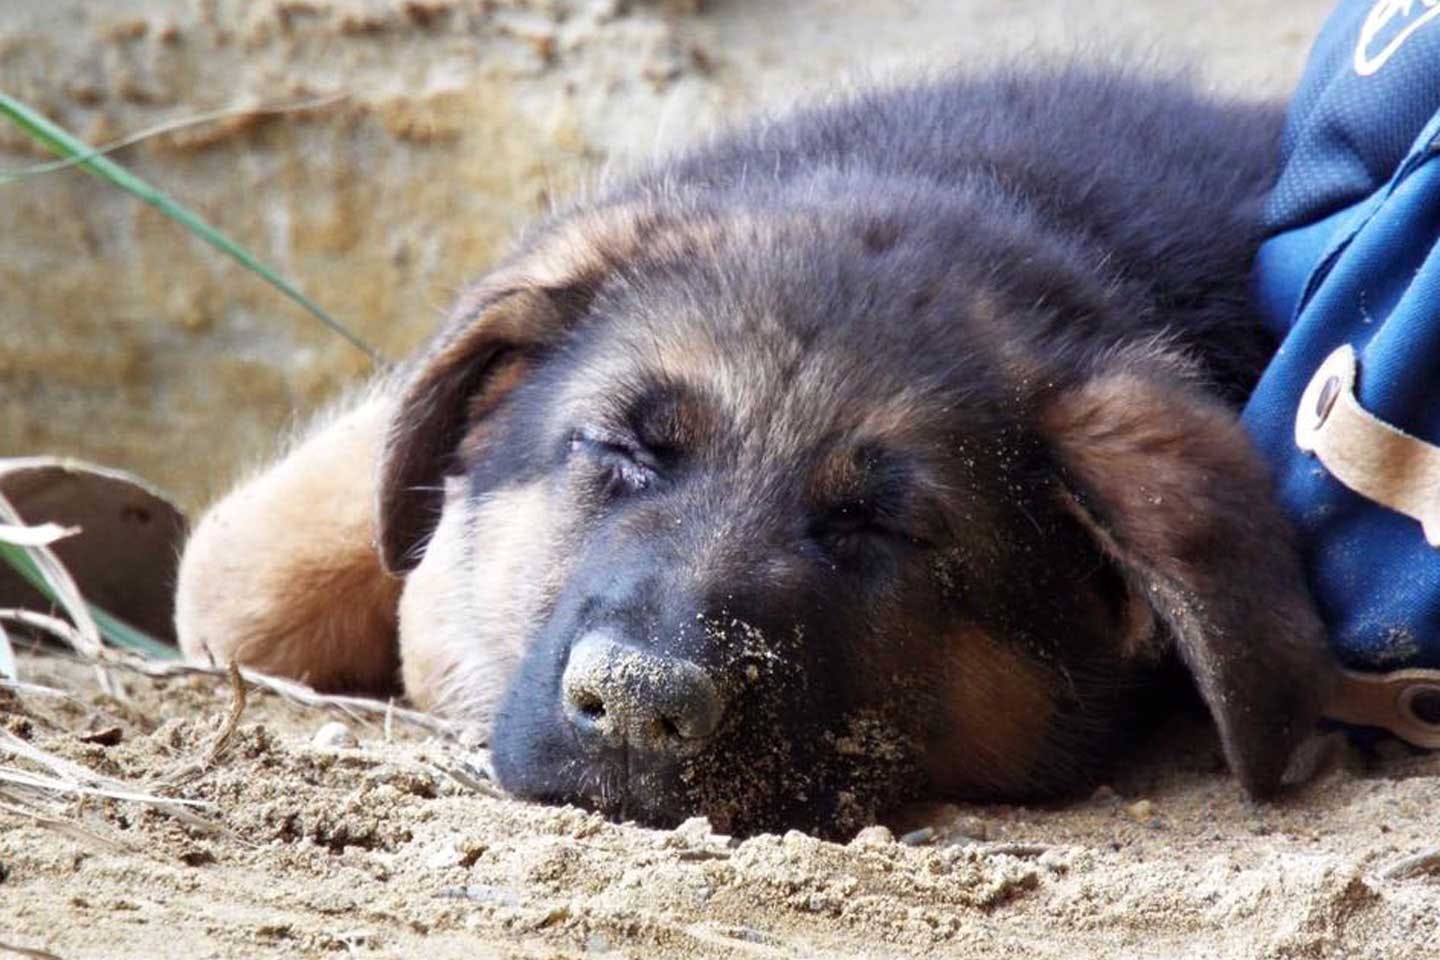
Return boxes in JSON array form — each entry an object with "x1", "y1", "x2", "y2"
[
  {"x1": 400, "y1": 479, "x2": 570, "y2": 725},
  {"x1": 456, "y1": 353, "x2": 532, "y2": 466},
  {"x1": 397, "y1": 482, "x2": 474, "y2": 713},
  {"x1": 175, "y1": 393, "x2": 402, "y2": 693},
  {"x1": 925, "y1": 627, "x2": 1057, "y2": 796},
  {"x1": 1043, "y1": 372, "x2": 1255, "y2": 574},
  {"x1": 1041, "y1": 363, "x2": 1336, "y2": 797}
]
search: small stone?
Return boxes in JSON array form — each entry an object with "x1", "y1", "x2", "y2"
[
  {"x1": 720, "y1": 925, "x2": 781, "y2": 946},
  {"x1": 178, "y1": 847, "x2": 215, "y2": 867},
  {"x1": 77, "y1": 725, "x2": 123, "y2": 746},
  {"x1": 331, "y1": 930, "x2": 374, "y2": 951},
  {"x1": 457, "y1": 837, "x2": 489, "y2": 867},
  {"x1": 900, "y1": 826, "x2": 936, "y2": 846},
  {"x1": 311, "y1": 721, "x2": 358, "y2": 749},
  {"x1": 435, "y1": 884, "x2": 522, "y2": 906},
  {"x1": 673, "y1": 816, "x2": 714, "y2": 843},
  {"x1": 535, "y1": 904, "x2": 570, "y2": 928},
  {"x1": 849, "y1": 825, "x2": 894, "y2": 847},
  {"x1": 1124, "y1": 799, "x2": 1154, "y2": 820},
  {"x1": 425, "y1": 842, "x2": 464, "y2": 869}
]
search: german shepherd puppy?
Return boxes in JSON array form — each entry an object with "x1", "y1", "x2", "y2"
[{"x1": 175, "y1": 64, "x2": 1337, "y2": 837}]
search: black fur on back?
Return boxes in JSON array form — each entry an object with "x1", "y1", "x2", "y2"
[{"x1": 605, "y1": 63, "x2": 1284, "y2": 400}]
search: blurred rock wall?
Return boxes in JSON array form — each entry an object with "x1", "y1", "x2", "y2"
[{"x1": 0, "y1": 0, "x2": 1332, "y2": 509}]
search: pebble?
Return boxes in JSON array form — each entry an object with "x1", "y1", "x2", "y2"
[
  {"x1": 899, "y1": 826, "x2": 936, "y2": 846},
  {"x1": 77, "y1": 725, "x2": 124, "y2": 746},
  {"x1": 849, "y1": 825, "x2": 895, "y2": 847},
  {"x1": 671, "y1": 816, "x2": 716, "y2": 844},
  {"x1": 1124, "y1": 799, "x2": 1154, "y2": 820},
  {"x1": 311, "y1": 721, "x2": 358, "y2": 749},
  {"x1": 436, "y1": 884, "x2": 522, "y2": 906}
]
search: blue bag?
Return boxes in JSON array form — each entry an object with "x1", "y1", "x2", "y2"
[{"x1": 1245, "y1": 0, "x2": 1440, "y2": 746}]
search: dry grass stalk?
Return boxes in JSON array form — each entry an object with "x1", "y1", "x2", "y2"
[
  {"x1": 0, "y1": 938, "x2": 67, "y2": 960},
  {"x1": 0, "y1": 727, "x2": 221, "y2": 840},
  {"x1": 1377, "y1": 846, "x2": 1440, "y2": 880},
  {"x1": 0, "y1": 522, "x2": 77, "y2": 547},
  {"x1": 0, "y1": 491, "x2": 114, "y2": 694},
  {"x1": 161, "y1": 661, "x2": 248, "y2": 786},
  {"x1": 5, "y1": 603, "x2": 454, "y2": 739},
  {"x1": 0, "y1": 520, "x2": 81, "y2": 681},
  {"x1": 205, "y1": 661, "x2": 248, "y2": 766},
  {"x1": 0, "y1": 475, "x2": 454, "y2": 738},
  {"x1": 99, "y1": 655, "x2": 461, "y2": 739},
  {"x1": 0, "y1": 494, "x2": 100, "y2": 656},
  {"x1": 0, "y1": 797, "x2": 127, "y2": 853},
  {"x1": 0, "y1": 610, "x2": 88, "y2": 651},
  {"x1": 1, "y1": 728, "x2": 209, "y2": 809},
  {"x1": 0, "y1": 765, "x2": 209, "y2": 807},
  {"x1": 1, "y1": 92, "x2": 349, "y2": 183},
  {"x1": 0, "y1": 619, "x2": 14, "y2": 682},
  {"x1": 0, "y1": 678, "x2": 72, "y2": 700}
]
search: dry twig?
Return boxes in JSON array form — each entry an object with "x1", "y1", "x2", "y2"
[
  {"x1": 0, "y1": 727, "x2": 220, "y2": 838},
  {"x1": 1377, "y1": 846, "x2": 1440, "y2": 881},
  {"x1": 161, "y1": 661, "x2": 249, "y2": 786},
  {"x1": 0, "y1": 490, "x2": 112, "y2": 694},
  {"x1": 204, "y1": 661, "x2": 248, "y2": 766},
  {"x1": 0, "y1": 939, "x2": 67, "y2": 960},
  {"x1": 100, "y1": 655, "x2": 459, "y2": 738},
  {"x1": 0, "y1": 799, "x2": 128, "y2": 853}
]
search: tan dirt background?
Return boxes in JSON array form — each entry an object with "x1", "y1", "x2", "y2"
[
  {"x1": 4, "y1": 0, "x2": 1332, "y2": 509},
  {"x1": 8, "y1": 2, "x2": 1440, "y2": 960}
]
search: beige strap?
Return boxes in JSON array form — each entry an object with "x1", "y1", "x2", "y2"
[
  {"x1": 1295, "y1": 344, "x2": 1440, "y2": 545},
  {"x1": 1295, "y1": 347, "x2": 1440, "y2": 745},
  {"x1": 1327, "y1": 669, "x2": 1440, "y2": 748}
]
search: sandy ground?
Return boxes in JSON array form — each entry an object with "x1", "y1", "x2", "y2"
[
  {"x1": 8, "y1": 3, "x2": 1438, "y2": 959},
  {"x1": 2, "y1": 651, "x2": 1437, "y2": 960}
]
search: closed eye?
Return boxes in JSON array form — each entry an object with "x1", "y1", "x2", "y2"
[
  {"x1": 812, "y1": 499, "x2": 937, "y2": 555},
  {"x1": 570, "y1": 427, "x2": 660, "y2": 493},
  {"x1": 813, "y1": 502, "x2": 903, "y2": 548}
]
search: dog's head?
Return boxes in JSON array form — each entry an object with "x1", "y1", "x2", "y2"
[{"x1": 380, "y1": 196, "x2": 1334, "y2": 837}]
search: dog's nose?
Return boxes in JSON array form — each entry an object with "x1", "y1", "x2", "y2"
[{"x1": 561, "y1": 632, "x2": 724, "y2": 755}]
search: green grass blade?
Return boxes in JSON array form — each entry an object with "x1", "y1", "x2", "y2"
[
  {"x1": 0, "y1": 541, "x2": 178, "y2": 661},
  {"x1": 0, "y1": 91, "x2": 381, "y2": 365},
  {"x1": 0, "y1": 94, "x2": 347, "y2": 185}
]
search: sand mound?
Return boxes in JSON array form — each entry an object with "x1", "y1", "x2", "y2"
[{"x1": 2, "y1": 653, "x2": 1436, "y2": 959}]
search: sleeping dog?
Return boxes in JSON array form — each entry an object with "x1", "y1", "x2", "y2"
[{"x1": 174, "y1": 64, "x2": 1337, "y2": 837}]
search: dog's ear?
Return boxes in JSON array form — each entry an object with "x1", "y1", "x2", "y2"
[
  {"x1": 377, "y1": 205, "x2": 660, "y2": 574},
  {"x1": 1040, "y1": 353, "x2": 1337, "y2": 797}
]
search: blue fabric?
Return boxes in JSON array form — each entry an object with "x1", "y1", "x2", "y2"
[{"x1": 1244, "y1": 0, "x2": 1440, "y2": 671}]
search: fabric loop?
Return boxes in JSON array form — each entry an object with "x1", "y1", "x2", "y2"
[{"x1": 1295, "y1": 345, "x2": 1440, "y2": 547}]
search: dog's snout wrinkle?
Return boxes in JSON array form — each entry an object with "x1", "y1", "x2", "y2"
[{"x1": 562, "y1": 631, "x2": 724, "y2": 755}]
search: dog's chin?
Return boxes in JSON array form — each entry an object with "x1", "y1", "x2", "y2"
[
  {"x1": 493, "y1": 736, "x2": 921, "y2": 840},
  {"x1": 490, "y1": 664, "x2": 926, "y2": 838},
  {"x1": 509, "y1": 772, "x2": 895, "y2": 840}
]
